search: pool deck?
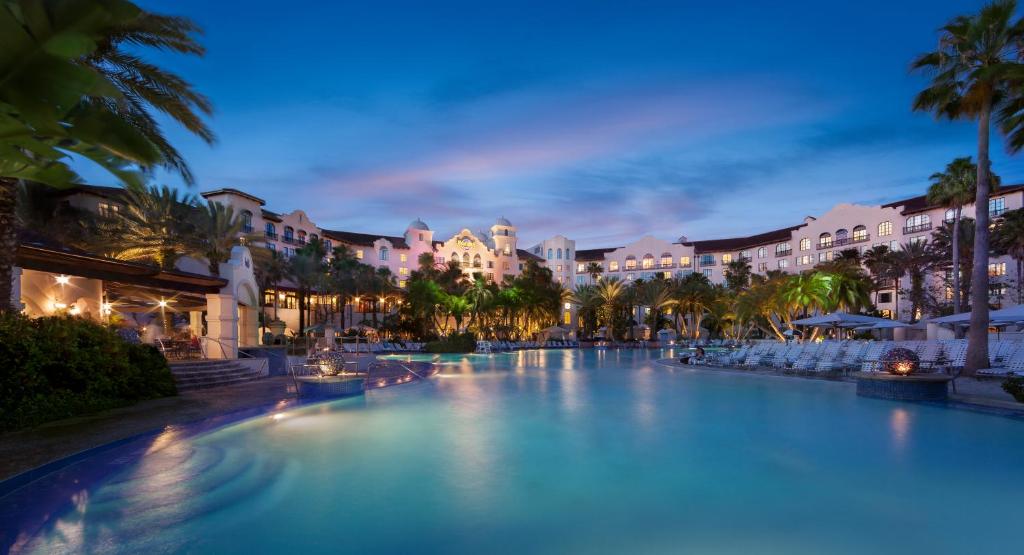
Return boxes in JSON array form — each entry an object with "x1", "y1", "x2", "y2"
[{"x1": 655, "y1": 358, "x2": 1024, "y2": 416}]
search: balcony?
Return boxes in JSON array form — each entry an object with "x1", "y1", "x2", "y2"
[
  {"x1": 739, "y1": 256, "x2": 752, "y2": 262},
  {"x1": 658, "y1": 262, "x2": 676, "y2": 269},
  {"x1": 264, "y1": 231, "x2": 278, "y2": 240},
  {"x1": 699, "y1": 259, "x2": 716, "y2": 267},
  {"x1": 903, "y1": 223, "x2": 932, "y2": 234},
  {"x1": 774, "y1": 248, "x2": 793, "y2": 257},
  {"x1": 282, "y1": 236, "x2": 295, "y2": 244},
  {"x1": 242, "y1": 225, "x2": 254, "y2": 234},
  {"x1": 816, "y1": 235, "x2": 870, "y2": 250}
]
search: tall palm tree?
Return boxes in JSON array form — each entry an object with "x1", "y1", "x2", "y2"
[
  {"x1": 109, "y1": 183, "x2": 197, "y2": 269},
  {"x1": 638, "y1": 279, "x2": 676, "y2": 337},
  {"x1": 253, "y1": 247, "x2": 289, "y2": 322},
  {"x1": 925, "y1": 157, "x2": 998, "y2": 313},
  {"x1": 930, "y1": 217, "x2": 977, "y2": 310},
  {"x1": 193, "y1": 200, "x2": 245, "y2": 276},
  {"x1": 465, "y1": 276, "x2": 494, "y2": 331},
  {"x1": 863, "y1": 245, "x2": 897, "y2": 309},
  {"x1": 992, "y1": 208, "x2": 1024, "y2": 303},
  {"x1": 673, "y1": 273, "x2": 716, "y2": 339},
  {"x1": 585, "y1": 262, "x2": 604, "y2": 284},
  {"x1": 912, "y1": 0, "x2": 1024, "y2": 372},
  {"x1": 594, "y1": 278, "x2": 627, "y2": 341},
  {"x1": 891, "y1": 242, "x2": 938, "y2": 323},
  {"x1": 723, "y1": 259, "x2": 752, "y2": 291}
]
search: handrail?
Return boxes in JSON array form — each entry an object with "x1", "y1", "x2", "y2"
[{"x1": 198, "y1": 336, "x2": 258, "y2": 359}]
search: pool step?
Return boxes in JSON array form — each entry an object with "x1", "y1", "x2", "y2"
[{"x1": 169, "y1": 360, "x2": 264, "y2": 391}]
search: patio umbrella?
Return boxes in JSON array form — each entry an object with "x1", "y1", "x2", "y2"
[
  {"x1": 929, "y1": 304, "x2": 1024, "y2": 325},
  {"x1": 791, "y1": 312, "x2": 895, "y2": 327}
]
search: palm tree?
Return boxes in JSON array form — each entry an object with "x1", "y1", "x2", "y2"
[
  {"x1": 109, "y1": 183, "x2": 197, "y2": 269},
  {"x1": 465, "y1": 276, "x2": 494, "y2": 331},
  {"x1": 0, "y1": 1, "x2": 199, "y2": 311},
  {"x1": 723, "y1": 259, "x2": 752, "y2": 291},
  {"x1": 253, "y1": 247, "x2": 289, "y2": 322},
  {"x1": 926, "y1": 157, "x2": 998, "y2": 313},
  {"x1": 912, "y1": 0, "x2": 1024, "y2": 372},
  {"x1": 930, "y1": 217, "x2": 977, "y2": 310},
  {"x1": 594, "y1": 278, "x2": 627, "y2": 341},
  {"x1": 891, "y1": 242, "x2": 938, "y2": 323},
  {"x1": 673, "y1": 273, "x2": 716, "y2": 340},
  {"x1": 288, "y1": 251, "x2": 324, "y2": 337},
  {"x1": 571, "y1": 285, "x2": 602, "y2": 339},
  {"x1": 863, "y1": 245, "x2": 897, "y2": 309},
  {"x1": 193, "y1": 200, "x2": 245, "y2": 276},
  {"x1": 992, "y1": 208, "x2": 1024, "y2": 303},
  {"x1": 638, "y1": 279, "x2": 676, "y2": 338},
  {"x1": 585, "y1": 262, "x2": 604, "y2": 284}
]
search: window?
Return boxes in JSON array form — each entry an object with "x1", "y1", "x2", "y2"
[
  {"x1": 267, "y1": 243, "x2": 275, "y2": 251},
  {"x1": 722, "y1": 254, "x2": 732, "y2": 264},
  {"x1": 878, "y1": 221, "x2": 893, "y2": 237},
  {"x1": 97, "y1": 202, "x2": 119, "y2": 217},
  {"x1": 566, "y1": 249, "x2": 571, "y2": 259},
  {"x1": 990, "y1": 283, "x2": 1007, "y2": 297},
  {"x1": 626, "y1": 273, "x2": 635, "y2": 281},
  {"x1": 547, "y1": 248, "x2": 553, "y2": 259},
  {"x1": 503, "y1": 262, "x2": 510, "y2": 271},
  {"x1": 818, "y1": 233, "x2": 833, "y2": 248},
  {"x1": 462, "y1": 253, "x2": 470, "y2": 266},
  {"x1": 379, "y1": 247, "x2": 389, "y2": 261},
  {"x1": 699, "y1": 254, "x2": 716, "y2": 266},
  {"x1": 240, "y1": 210, "x2": 253, "y2": 233},
  {"x1": 625, "y1": 256, "x2": 637, "y2": 270},
  {"x1": 757, "y1": 262, "x2": 768, "y2": 272},
  {"x1": 264, "y1": 222, "x2": 277, "y2": 239},
  {"x1": 775, "y1": 243, "x2": 791, "y2": 256},
  {"x1": 297, "y1": 230, "x2": 307, "y2": 245},
  {"x1": 473, "y1": 254, "x2": 482, "y2": 268},
  {"x1": 557, "y1": 248, "x2": 563, "y2": 260},
  {"x1": 852, "y1": 225, "x2": 867, "y2": 242},
  {"x1": 641, "y1": 254, "x2": 654, "y2": 269},
  {"x1": 323, "y1": 239, "x2": 332, "y2": 252},
  {"x1": 555, "y1": 265, "x2": 561, "y2": 271},
  {"x1": 702, "y1": 269, "x2": 713, "y2": 278},
  {"x1": 680, "y1": 256, "x2": 691, "y2": 267},
  {"x1": 739, "y1": 250, "x2": 751, "y2": 261},
  {"x1": 990, "y1": 197, "x2": 1006, "y2": 216},
  {"x1": 436, "y1": 256, "x2": 445, "y2": 264},
  {"x1": 758, "y1": 247, "x2": 767, "y2": 259},
  {"x1": 563, "y1": 311, "x2": 572, "y2": 325},
  {"x1": 944, "y1": 209, "x2": 956, "y2": 223},
  {"x1": 819, "y1": 251, "x2": 834, "y2": 262},
  {"x1": 879, "y1": 292, "x2": 893, "y2": 303},
  {"x1": 799, "y1": 238, "x2": 811, "y2": 251},
  {"x1": 879, "y1": 309, "x2": 893, "y2": 319},
  {"x1": 399, "y1": 267, "x2": 409, "y2": 276},
  {"x1": 660, "y1": 253, "x2": 673, "y2": 267},
  {"x1": 835, "y1": 228, "x2": 848, "y2": 242},
  {"x1": 577, "y1": 275, "x2": 586, "y2": 285},
  {"x1": 418, "y1": 233, "x2": 424, "y2": 241},
  {"x1": 400, "y1": 253, "x2": 407, "y2": 263},
  {"x1": 355, "y1": 249, "x2": 364, "y2": 259},
  {"x1": 777, "y1": 259, "x2": 788, "y2": 269},
  {"x1": 577, "y1": 263, "x2": 586, "y2": 273},
  {"x1": 504, "y1": 244, "x2": 511, "y2": 255},
  {"x1": 908, "y1": 236, "x2": 927, "y2": 246},
  {"x1": 989, "y1": 262, "x2": 1007, "y2": 276},
  {"x1": 796, "y1": 254, "x2": 813, "y2": 266},
  {"x1": 310, "y1": 234, "x2": 318, "y2": 244},
  {"x1": 905, "y1": 214, "x2": 931, "y2": 233},
  {"x1": 609, "y1": 261, "x2": 620, "y2": 272},
  {"x1": 284, "y1": 226, "x2": 294, "y2": 243}
]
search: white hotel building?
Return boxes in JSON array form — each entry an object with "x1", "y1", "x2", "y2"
[{"x1": 20, "y1": 183, "x2": 1024, "y2": 338}]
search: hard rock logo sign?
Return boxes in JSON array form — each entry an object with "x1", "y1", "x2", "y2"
[{"x1": 459, "y1": 237, "x2": 473, "y2": 251}]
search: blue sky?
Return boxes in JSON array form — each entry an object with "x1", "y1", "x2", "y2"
[{"x1": 81, "y1": 0, "x2": 1024, "y2": 248}]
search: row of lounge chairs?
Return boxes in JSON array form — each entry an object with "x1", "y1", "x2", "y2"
[
  {"x1": 477, "y1": 340, "x2": 579, "y2": 353},
  {"x1": 714, "y1": 338, "x2": 1024, "y2": 376},
  {"x1": 339, "y1": 342, "x2": 426, "y2": 353}
]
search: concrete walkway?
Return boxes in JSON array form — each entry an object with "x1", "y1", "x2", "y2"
[{"x1": 0, "y1": 377, "x2": 297, "y2": 483}]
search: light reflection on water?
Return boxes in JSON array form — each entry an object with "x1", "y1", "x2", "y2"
[{"x1": 15, "y1": 348, "x2": 1024, "y2": 555}]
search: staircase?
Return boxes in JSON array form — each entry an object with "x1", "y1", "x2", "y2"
[{"x1": 169, "y1": 359, "x2": 266, "y2": 392}]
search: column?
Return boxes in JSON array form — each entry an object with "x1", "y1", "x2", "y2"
[
  {"x1": 238, "y1": 305, "x2": 259, "y2": 347},
  {"x1": 189, "y1": 311, "x2": 203, "y2": 338},
  {"x1": 204, "y1": 293, "x2": 238, "y2": 359}
]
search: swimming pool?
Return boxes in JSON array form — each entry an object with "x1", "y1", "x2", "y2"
[{"x1": 4, "y1": 349, "x2": 1022, "y2": 553}]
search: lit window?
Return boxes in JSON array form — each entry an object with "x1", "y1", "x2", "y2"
[
  {"x1": 852, "y1": 225, "x2": 867, "y2": 242},
  {"x1": 610, "y1": 261, "x2": 620, "y2": 271},
  {"x1": 563, "y1": 311, "x2": 571, "y2": 325},
  {"x1": 400, "y1": 253, "x2": 407, "y2": 263},
  {"x1": 722, "y1": 254, "x2": 732, "y2": 264},
  {"x1": 818, "y1": 233, "x2": 833, "y2": 248},
  {"x1": 990, "y1": 197, "x2": 1006, "y2": 216},
  {"x1": 625, "y1": 256, "x2": 637, "y2": 270},
  {"x1": 556, "y1": 265, "x2": 562, "y2": 272},
  {"x1": 642, "y1": 254, "x2": 654, "y2": 269},
  {"x1": 660, "y1": 253, "x2": 673, "y2": 267},
  {"x1": 399, "y1": 267, "x2": 409, "y2": 276},
  {"x1": 680, "y1": 256, "x2": 691, "y2": 267},
  {"x1": 758, "y1": 247, "x2": 767, "y2": 259},
  {"x1": 989, "y1": 262, "x2": 1007, "y2": 276},
  {"x1": 577, "y1": 263, "x2": 586, "y2": 272},
  {"x1": 777, "y1": 259, "x2": 788, "y2": 269},
  {"x1": 775, "y1": 243, "x2": 790, "y2": 255},
  {"x1": 799, "y1": 238, "x2": 810, "y2": 251},
  {"x1": 98, "y1": 202, "x2": 120, "y2": 217},
  {"x1": 399, "y1": 280, "x2": 407, "y2": 288},
  {"x1": 355, "y1": 249, "x2": 363, "y2": 259},
  {"x1": 878, "y1": 221, "x2": 893, "y2": 237}
]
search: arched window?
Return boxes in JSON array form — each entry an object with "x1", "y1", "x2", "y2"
[
  {"x1": 905, "y1": 214, "x2": 931, "y2": 232},
  {"x1": 451, "y1": 252, "x2": 459, "y2": 265},
  {"x1": 660, "y1": 253, "x2": 673, "y2": 267},
  {"x1": 818, "y1": 233, "x2": 832, "y2": 248},
  {"x1": 641, "y1": 254, "x2": 654, "y2": 269},
  {"x1": 722, "y1": 253, "x2": 733, "y2": 264},
  {"x1": 835, "y1": 228, "x2": 848, "y2": 242},
  {"x1": 473, "y1": 254, "x2": 482, "y2": 268},
  {"x1": 241, "y1": 210, "x2": 253, "y2": 232},
  {"x1": 799, "y1": 238, "x2": 811, "y2": 251},
  {"x1": 775, "y1": 243, "x2": 791, "y2": 255},
  {"x1": 265, "y1": 222, "x2": 277, "y2": 239},
  {"x1": 284, "y1": 226, "x2": 294, "y2": 243},
  {"x1": 297, "y1": 230, "x2": 307, "y2": 245},
  {"x1": 944, "y1": 209, "x2": 956, "y2": 223},
  {"x1": 547, "y1": 248, "x2": 553, "y2": 259},
  {"x1": 310, "y1": 233, "x2": 319, "y2": 243},
  {"x1": 878, "y1": 221, "x2": 893, "y2": 237},
  {"x1": 625, "y1": 255, "x2": 637, "y2": 270},
  {"x1": 557, "y1": 248, "x2": 562, "y2": 259},
  {"x1": 379, "y1": 247, "x2": 389, "y2": 261},
  {"x1": 852, "y1": 225, "x2": 867, "y2": 242},
  {"x1": 758, "y1": 247, "x2": 767, "y2": 258},
  {"x1": 462, "y1": 253, "x2": 470, "y2": 266}
]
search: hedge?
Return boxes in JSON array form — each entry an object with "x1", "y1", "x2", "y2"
[
  {"x1": 0, "y1": 313, "x2": 177, "y2": 431},
  {"x1": 425, "y1": 332, "x2": 477, "y2": 353}
]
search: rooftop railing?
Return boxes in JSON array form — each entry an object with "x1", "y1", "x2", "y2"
[{"x1": 265, "y1": 231, "x2": 278, "y2": 240}]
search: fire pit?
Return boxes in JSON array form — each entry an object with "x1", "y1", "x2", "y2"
[{"x1": 856, "y1": 347, "x2": 951, "y2": 402}]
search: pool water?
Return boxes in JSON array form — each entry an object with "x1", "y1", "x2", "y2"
[{"x1": 6, "y1": 349, "x2": 1023, "y2": 554}]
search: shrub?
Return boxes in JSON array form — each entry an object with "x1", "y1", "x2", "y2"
[
  {"x1": 1003, "y1": 376, "x2": 1024, "y2": 403},
  {"x1": 0, "y1": 314, "x2": 177, "y2": 431},
  {"x1": 425, "y1": 332, "x2": 477, "y2": 353}
]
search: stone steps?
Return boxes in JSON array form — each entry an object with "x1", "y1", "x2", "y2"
[{"x1": 169, "y1": 360, "x2": 264, "y2": 391}]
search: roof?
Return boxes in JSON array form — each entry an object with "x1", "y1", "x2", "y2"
[
  {"x1": 408, "y1": 218, "x2": 430, "y2": 231},
  {"x1": 321, "y1": 229, "x2": 410, "y2": 249},
  {"x1": 881, "y1": 184, "x2": 1024, "y2": 214},
  {"x1": 684, "y1": 224, "x2": 805, "y2": 254},
  {"x1": 574, "y1": 247, "x2": 619, "y2": 261},
  {"x1": 517, "y1": 248, "x2": 543, "y2": 262},
  {"x1": 201, "y1": 188, "x2": 266, "y2": 206},
  {"x1": 51, "y1": 184, "x2": 126, "y2": 200},
  {"x1": 496, "y1": 216, "x2": 513, "y2": 227},
  {"x1": 261, "y1": 209, "x2": 282, "y2": 222}
]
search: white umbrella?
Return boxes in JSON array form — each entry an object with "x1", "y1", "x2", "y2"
[
  {"x1": 929, "y1": 304, "x2": 1024, "y2": 325},
  {"x1": 792, "y1": 312, "x2": 896, "y2": 327}
]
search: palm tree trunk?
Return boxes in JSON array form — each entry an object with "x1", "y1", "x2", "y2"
[
  {"x1": 952, "y1": 207, "x2": 962, "y2": 313},
  {"x1": 966, "y1": 98, "x2": 993, "y2": 375},
  {"x1": 0, "y1": 178, "x2": 18, "y2": 313},
  {"x1": 1018, "y1": 257, "x2": 1023, "y2": 305}
]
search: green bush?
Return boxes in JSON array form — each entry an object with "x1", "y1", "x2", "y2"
[
  {"x1": 1003, "y1": 376, "x2": 1024, "y2": 403},
  {"x1": 425, "y1": 332, "x2": 477, "y2": 353},
  {"x1": 0, "y1": 314, "x2": 177, "y2": 431}
]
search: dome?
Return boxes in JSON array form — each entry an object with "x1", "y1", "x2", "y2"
[
  {"x1": 408, "y1": 218, "x2": 430, "y2": 231},
  {"x1": 495, "y1": 216, "x2": 512, "y2": 227}
]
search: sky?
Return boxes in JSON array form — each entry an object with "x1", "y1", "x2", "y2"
[{"x1": 78, "y1": 0, "x2": 1024, "y2": 249}]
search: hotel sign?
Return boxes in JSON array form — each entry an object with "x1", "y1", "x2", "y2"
[{"x1": 459, "y1": 237, "x2": 473, "y2": 251}]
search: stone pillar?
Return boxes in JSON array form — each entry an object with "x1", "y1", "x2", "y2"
[
  {"x1": 238, "y1": 305, "x2": 259, "y2": 347},
  {"x1": 11, "y1": 266, "x2": 24, "y2": 312},
  {"x1": 189, "y1": 311, "x2": 203, "y2": 338},
  {"x1": 205, "y1": 293, "x2": 238, "y2": 359}
]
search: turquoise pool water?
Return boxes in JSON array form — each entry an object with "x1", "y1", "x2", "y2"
[{"x1": 9, "y1": 349, "x2": 1024, "y2": 554}]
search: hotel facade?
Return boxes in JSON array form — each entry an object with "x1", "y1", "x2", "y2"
[{"x1": 14, "y1": 183, "x2": 1024, "y2": 340}]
